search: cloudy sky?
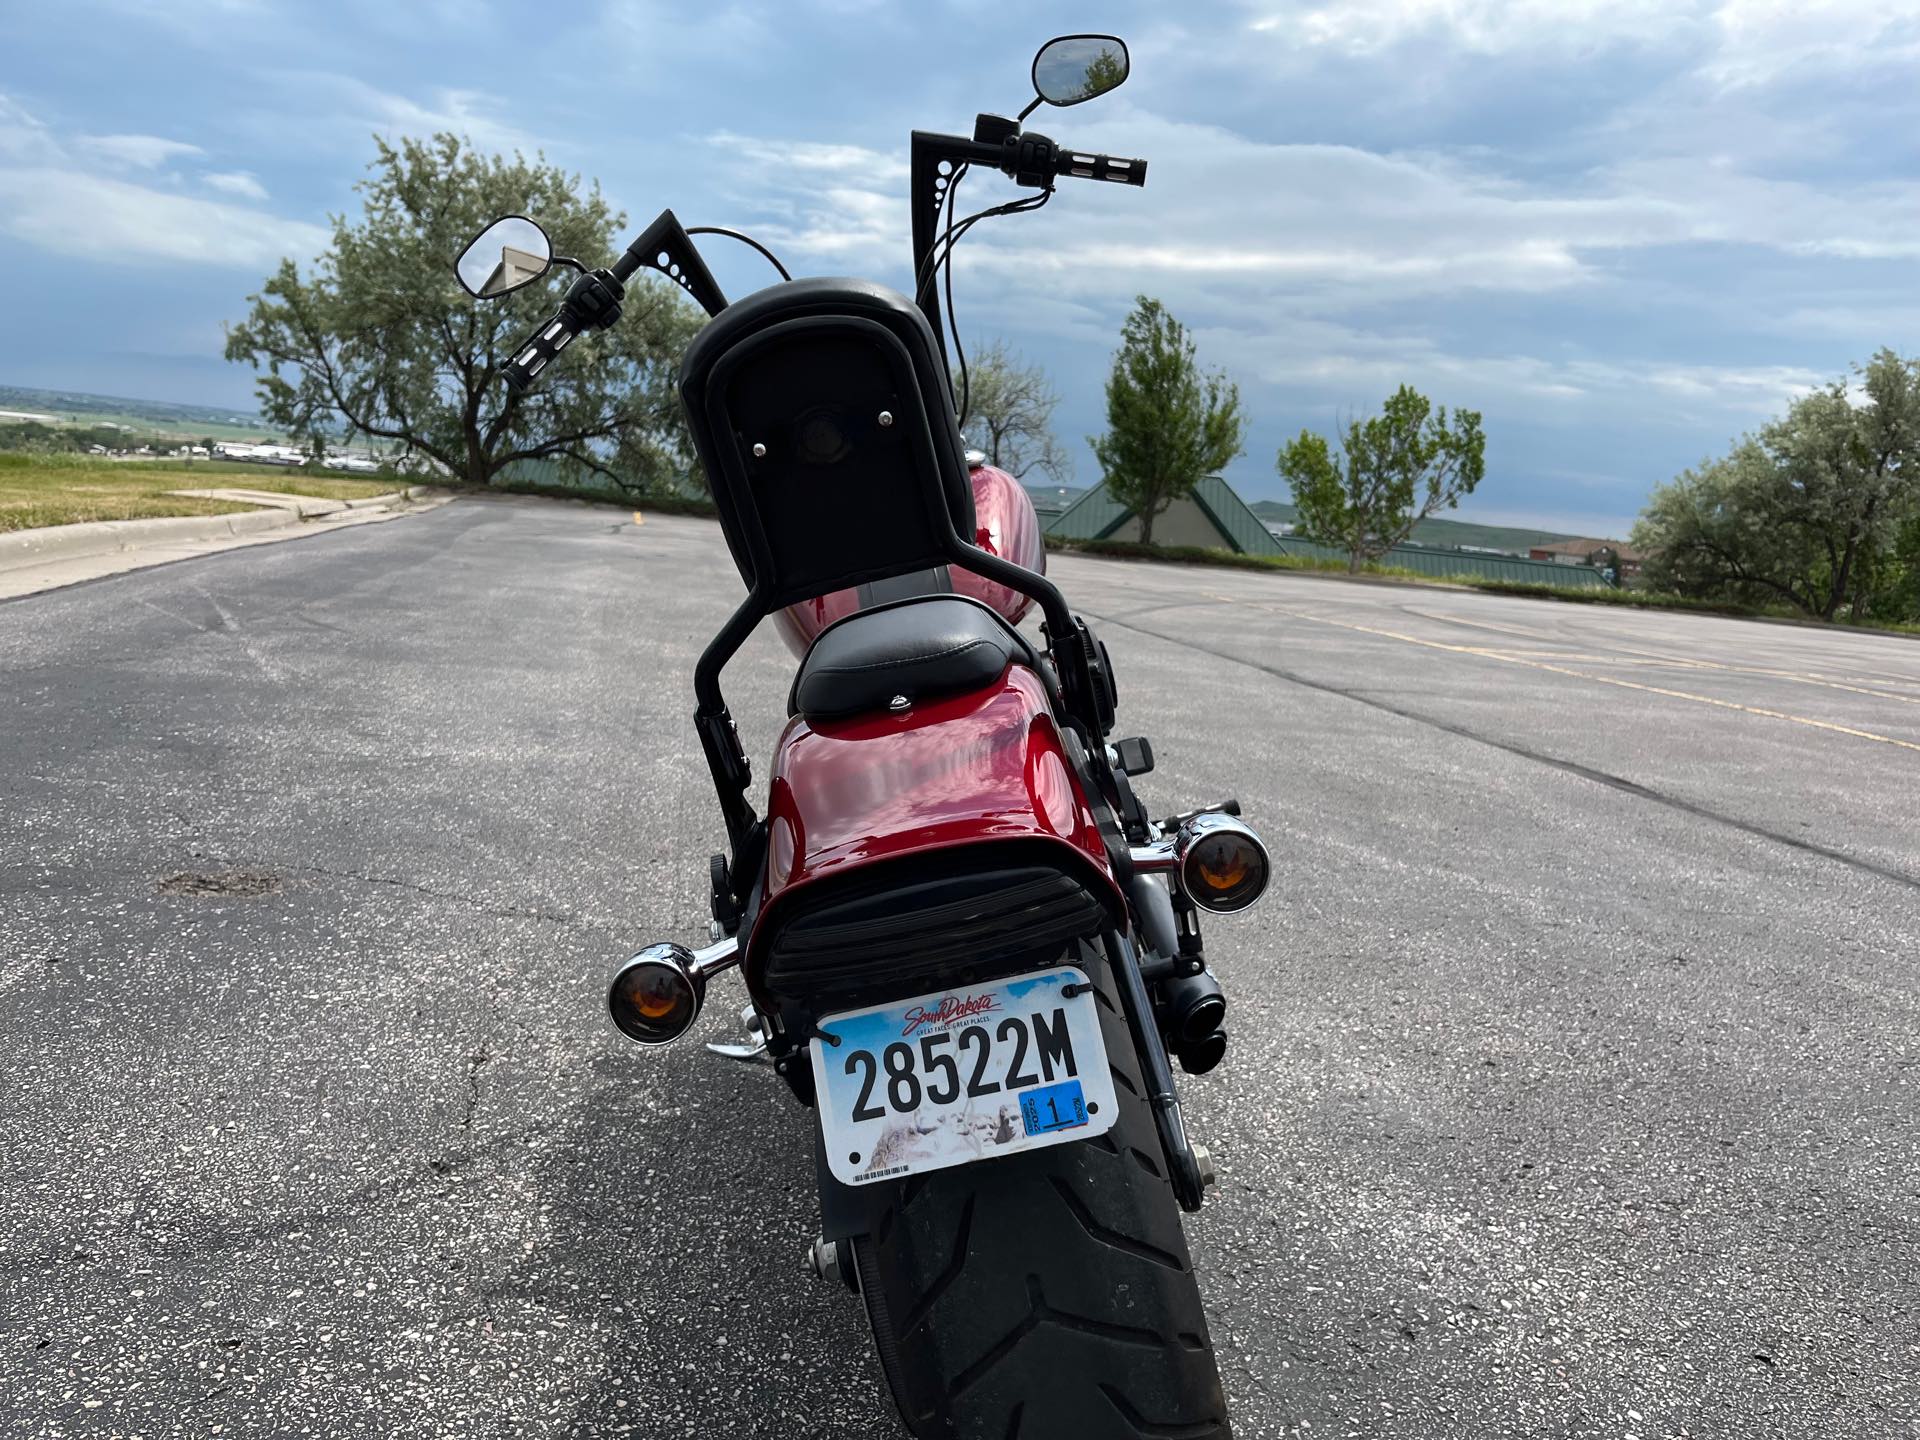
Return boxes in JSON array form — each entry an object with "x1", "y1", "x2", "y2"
[{"x1": 4, "y1": 1, "x2": 1918, "y2": 532}]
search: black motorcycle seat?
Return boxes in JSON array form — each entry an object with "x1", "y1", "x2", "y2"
[{"x1": 790, "y1": 596, "x2": 1036, "y2": 723}]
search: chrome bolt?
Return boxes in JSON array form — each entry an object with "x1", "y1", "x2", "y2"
[
  {"x1": 877, "y1": 410, "x2": 894, "y2": 427},
  {"x1": 808, "y1": 1237, "x2": 839, "y2": 1280},
  {"x1": 752, "y1": 442, "x2": 767, "y2": 458},
  {"x1": 1193, "y1": 1145, "x2": 1217, "y2": 1189}
]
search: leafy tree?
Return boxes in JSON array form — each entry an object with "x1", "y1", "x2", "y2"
[
  {"x1": 1277, "y1": 385, "x2": 1486, "y2": 572},
  {"x1": 1635, "y1": 350, "x2": 1920, "y2": 619},
  {"x1": 225, "y1": 134, "x2": 704, "y2": 495},
  {"x1": 1078, "y1": 49, "x2": 1128, "y2": 101},
  {"x1": 1090, "y1": 297, "x2": 1246, "y2": 545},
  {"x1": 1632, "y1": 441, "x2": 1812, "y2": 607},
  {"x1": 956, "y1": 339, "x2": 1070, "y2": 482}
]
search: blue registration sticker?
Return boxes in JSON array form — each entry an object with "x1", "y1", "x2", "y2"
[{"x1": 1020, "y1": 1079, "x2": 1089, "y2": 1137}]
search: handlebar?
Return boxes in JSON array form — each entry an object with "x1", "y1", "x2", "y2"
[
  {"x1": 503, "y1": 269, "x2": 627, "y2": 393},
  {"x1": 504, "y1": 309, "x2": 582, "y2": 392},
  {"x1": 1051, "y1": 148, "x2": 1147, "y2": 186},
  {"x1": 927, "y1": 130, "x2": 1149, "y2": 190}
]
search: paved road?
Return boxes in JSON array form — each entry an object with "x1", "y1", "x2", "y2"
[{"x1": 2, "y1": 499, "x2": 1915, "y2": 1439}]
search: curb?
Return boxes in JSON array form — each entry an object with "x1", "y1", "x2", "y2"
[
  {"x1": 341, "y1": 486, "x2": 425, "y2": 511},
  {"x1": 0, "y1": 487, "x2": 433, "y2": 577},
  {"x1": 0, "y1": 507, "x2": 300, "y2": 568}
]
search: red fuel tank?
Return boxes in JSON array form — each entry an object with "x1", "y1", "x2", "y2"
[{"x1": 771, "y1": 462, "x2": 1045, "y2": 657}]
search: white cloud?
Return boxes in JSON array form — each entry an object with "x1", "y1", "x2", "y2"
[
  {"x1": 1242, "y1": 0, "x2": 1920, "y2": 79},
  {"x1": 0, "y1": 91, "x2": 320, "y2": 268},
  {"x1": 0, "y1": 167, "x2": 327, "y2": 267},
  {"x1": 1253, "y1": 0, "x2": 1695, "y2": 56},
  {"x1": 1702, "y1": 0, "x2": 1920, "y2": 89},
  {"x1": 263, "y1": 72, "x2": 539, "y2": 156},
  {"x1": 75, "y1": 133, "x2": 205, "y2": 169},
  {"x1": 0, "y1": 95, "x2": 55, "y2": 161},
  {"x1": 708, "y1": 132, "x2": 908, "y2": 183},
  {"x1": 708, "y1": 112, "x2": 1920, "y2": 320},
  {"x1": 204, "y1": 170, "x2": 269, "y2": 201}
]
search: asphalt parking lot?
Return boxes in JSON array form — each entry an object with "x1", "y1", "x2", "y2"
[{"x1": 2, "y1": 497, "x2": 1915, "y2": 1438}]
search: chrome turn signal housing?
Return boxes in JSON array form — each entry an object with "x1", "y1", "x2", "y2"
[
  {"x1": 607, "y1": 936, "x2": 741, "y2": 1046},
  {"x1": 609, "y1": 945, "x2": 704, "y2": 1044},
  {"x1": 1176, "y1": 813, "x2": 1270, "y2": 914}
]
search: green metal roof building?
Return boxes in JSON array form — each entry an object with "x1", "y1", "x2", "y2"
[
  {"x1": 1043, "y1": 475, "x2": 1284, "y2": 555},
  {"x1": 1043, "y1": 476, "x2": 1608, "y2": 587}
]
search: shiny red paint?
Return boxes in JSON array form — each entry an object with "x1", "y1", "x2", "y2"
[
  {"x1": 747, "y1": 663, "x2": 1115, "y2": 965},
  {"x1": 771, "y1": 463, "x2": 1045, "y2": 656}
]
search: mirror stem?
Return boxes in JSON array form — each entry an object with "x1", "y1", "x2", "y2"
[{"x1": 550, "y1": 255, "x2": 588, "y2": 276}]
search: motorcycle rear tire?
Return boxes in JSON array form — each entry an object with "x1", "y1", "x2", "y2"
[{"x1": 850, "y1": 962, "x2": 1230, "y2": 1439}]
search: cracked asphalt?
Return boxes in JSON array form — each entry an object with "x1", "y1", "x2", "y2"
[{"x1": 2, "y1": 497, "x2": 1916, "y2": 1438}]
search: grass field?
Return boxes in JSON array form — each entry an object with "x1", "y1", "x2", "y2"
[{"x1": 0, "y1": 454, "x2": 398, "y2": 533}]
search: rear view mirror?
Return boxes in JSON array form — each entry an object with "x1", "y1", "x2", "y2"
[
  {"x1": 1031, "y1": 35, "x2": 1130, "y2": 107},
  {"x1": 455, "y1": 216, "x2": 552, "y2": 299}
]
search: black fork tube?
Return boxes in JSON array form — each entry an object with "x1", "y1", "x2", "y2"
[{"x1": 1102, "y1": 928, "x2": 1207, "y2": 1211}]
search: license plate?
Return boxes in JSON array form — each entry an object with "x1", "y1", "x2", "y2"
[{"x1": 811, "y1": 965, "x2": 1118, "y2": 1186}]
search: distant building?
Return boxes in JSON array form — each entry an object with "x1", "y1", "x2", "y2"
[
  {"x1": 480, "y1": 245, "x2": 548, "y2": 297},
  {"x1": 1528, "y1": 538, "x2": 1643, "y2": 577},
  {"x1": 1046, "y1": 476, "x2": 1282, "y2": 555}
]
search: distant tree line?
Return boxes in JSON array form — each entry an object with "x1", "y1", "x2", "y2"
[
  {"x1": 0, "y1": 420, "x2": 197, "y2": 455},
  {"x1": 217, "y1": 131, "x2": 1912, "y2": 627}
]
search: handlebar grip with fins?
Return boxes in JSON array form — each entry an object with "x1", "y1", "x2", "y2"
[
  {"x1": 503, "y1": 310, "x2": 581, "y2": 393},
  {"x1": 1054, "y1": 150, "x2": 1148, "y2": 186}
]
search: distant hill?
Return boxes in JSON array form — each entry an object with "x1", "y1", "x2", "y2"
[
  {"x1": 0, "y1": 384, "x2": 268, "y2": 439},
  {"x1": 1247, "y1": 498, "x2": 1583, "y2": 554}
]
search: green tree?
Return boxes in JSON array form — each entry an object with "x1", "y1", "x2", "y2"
[
  {"x1": 1277, "y1": 385, "x2": 1486, "y2": 572},
  {"x1": 957, "y1": 339, "x2": 1070, "y2": 482},
  {"x1": 1078, "y1": 49, "x2": 1128, "y2": 101},
  {"x1": 225, "y1": 134, "x2": 704, "y2": 495},
  {"x1": 1634, "y1": 350, "x2": 1920, "y2": 619},
  {"x1": 1090, "y1": 297, "x2": 1245, "y2": 545}
]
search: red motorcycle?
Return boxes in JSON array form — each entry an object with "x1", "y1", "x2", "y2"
[{"x1": 457, "y1": 35, "x2": 1267, "y2": 1438}]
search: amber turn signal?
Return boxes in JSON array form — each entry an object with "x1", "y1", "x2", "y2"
[
  {"x1": 608, "y1": 945, "x2": 705, "y2": 1045},
  {"x1": 1177, "y1": 814, "x2": 1270, "y2": 914}
]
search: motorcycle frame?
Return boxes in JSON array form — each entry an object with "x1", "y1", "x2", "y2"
[
  {"x1": 660, "y1": 129, "x2": 1212, "y2": 1215},
  {"x1": 688, "y1": 317, "x2": 1106, "y2": 869}
]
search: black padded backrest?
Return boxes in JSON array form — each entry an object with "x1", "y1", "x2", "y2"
[{"x1": 679, "y1": 278, "x2": 976, "y2": 607}]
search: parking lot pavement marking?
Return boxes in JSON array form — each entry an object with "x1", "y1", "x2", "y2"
[
  {"x1": 1284, "y1": 608, "x2": 1920, "y2": 756},
  {"x1": 1202, "y1": 590, "x2": 1920, "y2": 719},
  {"x1": 1405, "y1": 606, "x2": 1920, "y2": 704}
]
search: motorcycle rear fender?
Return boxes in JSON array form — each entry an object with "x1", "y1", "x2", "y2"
[{"x1": 743, "y1": 663, "x2": 1120, "y2": 986}]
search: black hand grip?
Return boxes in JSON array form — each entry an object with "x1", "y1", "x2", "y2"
[
  {"x1": 1053, "y1": 149, "x2": 1148, "y2": 186},
  {"x1": 503, "y1": 309, "x2": 581, "y2": 393}
]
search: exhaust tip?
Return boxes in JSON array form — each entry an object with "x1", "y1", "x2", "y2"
[
  {"x1": 608, "y1": 944, "x2": 706, "y2": 1045},
  {"x1": 1174, "y1": 1027, "x2": 1227, "y2": 1076}
]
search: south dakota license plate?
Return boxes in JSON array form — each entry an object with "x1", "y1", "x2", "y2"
[{"x1": 812, "y1": 966, "x2": 1118, "y2": 1186}]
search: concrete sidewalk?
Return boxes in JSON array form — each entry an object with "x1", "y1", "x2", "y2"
[{"x1": 0, "y1": 486, "x2": 448, "y2": 600}]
